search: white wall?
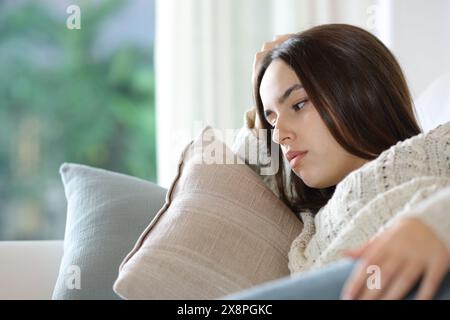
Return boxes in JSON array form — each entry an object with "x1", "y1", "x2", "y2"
[
  {"x1": 155, "y1": 0, "x2": 450, "y2": 188},
  {"x1": 390, "y1": 0, "x2": 450, "y2": 99}
]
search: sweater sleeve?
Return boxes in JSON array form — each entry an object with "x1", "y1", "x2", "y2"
[
  {"x1": 394, "y1": 122, "x2": 450, "y2": 252},
  {"x1": 397, "y1": 186, "x2": 450, "y2": 253}
]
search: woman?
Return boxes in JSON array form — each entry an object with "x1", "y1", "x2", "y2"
[{"x1": 231, "y1": 24, "x2": 450, "y2": 300}]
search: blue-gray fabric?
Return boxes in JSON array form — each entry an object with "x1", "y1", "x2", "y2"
[
  {"x1": 222, "y1": 257, "x2": 450, "y2": 300},
  {"x1": 53, "y1": 163, "x2": 167, "y2": 300}
]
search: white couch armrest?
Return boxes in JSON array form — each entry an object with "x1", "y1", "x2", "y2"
[{"x1": 0, "y1": 240, "x2": 63, "y2": 300}]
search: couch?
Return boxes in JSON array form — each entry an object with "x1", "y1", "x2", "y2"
[
  {"x1": 0, "y1": 241, "x2": 63, "y2": 299},
  {"x1": 1, "y1": 73, "x2": 449, "y2": 300}
]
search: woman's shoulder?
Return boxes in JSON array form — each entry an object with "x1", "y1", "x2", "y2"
[
  {"x1": 333, "y1": 121, "x2": 450, "y2": 203},
  {"x1": 426, "y1": 120, "x2": 450, "y2": 139},
  {"x1": 372, "y1": 120, "x2": 450, "y2": 161}
]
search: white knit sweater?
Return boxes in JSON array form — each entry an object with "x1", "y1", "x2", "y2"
[{"x1": 231, "y1": 113, "x2": 450, "y2": 276}]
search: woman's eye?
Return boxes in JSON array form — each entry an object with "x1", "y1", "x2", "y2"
[
  {"x1": 292, "y1": 100, "x2": 307, "y2": 111},
  {"x1": 264, "y1": 100, "x2": 307, "y2": 126}
]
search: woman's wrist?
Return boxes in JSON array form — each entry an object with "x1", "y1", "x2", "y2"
[{"x1": 245, "y1": 107, "x2": 257, "y2": 129}]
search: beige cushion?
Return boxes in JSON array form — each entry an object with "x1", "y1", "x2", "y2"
[{"x1": 113, "y1": 126, "x2": 303, "y2": 299}]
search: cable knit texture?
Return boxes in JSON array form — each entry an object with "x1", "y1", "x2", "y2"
[{"x1": 231, "y1": 108, "x2": 450, "y2": 276}]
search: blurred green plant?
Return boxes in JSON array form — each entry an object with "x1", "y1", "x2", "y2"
[{"x1": 0, "y1": 1, "x2": 156, "y2": 239}]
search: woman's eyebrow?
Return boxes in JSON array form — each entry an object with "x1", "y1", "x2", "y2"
[
  {"x1": 264, "y1": 83, "x2": 304, "y2": 117},
  {"x1": 278, "y1": 84, "x2": 303, "y2": 104}
]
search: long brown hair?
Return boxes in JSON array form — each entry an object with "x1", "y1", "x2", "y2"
[{"x1": 254, "y1": 24, "x2": 422, "y2": 216}]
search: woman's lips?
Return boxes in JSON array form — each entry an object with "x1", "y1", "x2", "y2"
[{"x1": 289, "y1": 151, "x2": 308, "y2": 168}]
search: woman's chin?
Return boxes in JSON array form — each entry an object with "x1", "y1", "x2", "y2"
[
  {"x1": 293, "y1": 169, "x2": 310, "y2": 185},
  {"x1": 293, "y1": 170, "x2": 323, "y2": 189}
]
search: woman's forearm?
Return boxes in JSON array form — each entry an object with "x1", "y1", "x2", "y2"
[{"x1": 398, "y1": 186, "x2": 450, "y2": 253}]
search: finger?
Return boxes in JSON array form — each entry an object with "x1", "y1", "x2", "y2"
[
  {"x1": 344, "y1": 242, "x2": 371, "y2": 258},
  {"x1": 261, "y1": 41, "x2": 272, "y2": 51},
  {"x1": 261, "y1": 34, "x2": 292, "y2": 51},
  {"x1": 357, "y1": 257, "x2": 402, "y2": 300},
  {"x1": 341, "y1": 258, "x2": 374, "y2": 299},
  {"x1": 379, "y1": 263, "x2": 423, "y2": 300},
  {"x1": 253, "y1": 51, "x2": 269, "y2": 72},
  {"x1": 272, "y1": 33, "x2": 292, "y2": 44},
  {"x1": 341, "y1": 244, "x2": 389, "y2": 299},
  {"x1": 254, "y1": 110, "x2": 262, "y2": 130},
  {"x1": 253, "y1": 51, "x2": 267, "y2": 67},
  {"x1": 252, "y1": 51, "x2": 269, "y2": 85},
  {"x1": 415, "y1": 261, "x2": 449, "y2": 300},
  {"x1": 345, "y1": 233, "x2": 382, "y2": 257}
]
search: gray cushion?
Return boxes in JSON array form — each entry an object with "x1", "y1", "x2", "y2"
[{"x1": 52, "y1": 163, "x2": 167, "y2": 299}]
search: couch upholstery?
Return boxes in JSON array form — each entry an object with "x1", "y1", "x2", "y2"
[
  {"x1": 0, "y1": 241, "x2": 63, "y2": 299},
  {"x1": 1, "y1": 73, "x2": 449, "y2": 300}
]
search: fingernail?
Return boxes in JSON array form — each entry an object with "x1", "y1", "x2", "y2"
[{"x1": 341, "y1": 292, "x2": 353, "y2": 300}]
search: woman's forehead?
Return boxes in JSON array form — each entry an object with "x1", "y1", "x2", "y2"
[
  {"x1": 260, "y1": 61, "x2": 304, "y2": 106},
  {"x1": 261, "y1": 61, "x2": 301, "y2": 90}
]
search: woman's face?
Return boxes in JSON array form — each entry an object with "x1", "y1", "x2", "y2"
[{"x1": 259, "y1": 59, "x2": 368, "y2": 188}]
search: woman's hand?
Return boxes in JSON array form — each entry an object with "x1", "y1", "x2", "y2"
[
  {"x1": 341, "y1": 218, "x2": 450, "y2": 300},
  {"x1": 251, "y1": 34, "x2": 293, "y2": 92},
  {"x1": 250, "y1": 34, "x2": 293, "y2": 132}
]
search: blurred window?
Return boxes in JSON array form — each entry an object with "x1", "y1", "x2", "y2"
[{"x1": 0, "y1": 0, "x2": 156, "y2": 240}]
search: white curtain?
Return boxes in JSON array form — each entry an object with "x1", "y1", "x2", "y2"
[{"x1": 154, "y1": 0, "x2": 412, "y2": 188}]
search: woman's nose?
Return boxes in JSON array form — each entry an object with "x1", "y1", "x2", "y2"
[{"x1": 272, "y1": 122, "x2": 293, "y2": 145}]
